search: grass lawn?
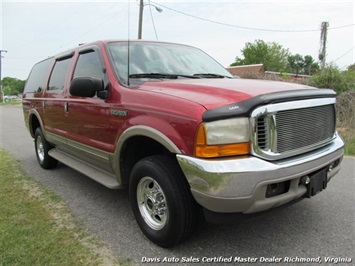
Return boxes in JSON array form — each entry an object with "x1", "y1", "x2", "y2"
[
  {"x1": 0, "y1": 149, "x2": 131, "y2": 265},
  {"x1": 0, "y1": 99, "x2": 22, "y2": 105},
  {"x1": 338, "y1": 128, "x2": 355, "y2": 157}
]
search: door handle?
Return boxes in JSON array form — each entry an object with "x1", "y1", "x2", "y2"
[{"x1": 64, "y1": 102, "x2": 68, "y2": 112}]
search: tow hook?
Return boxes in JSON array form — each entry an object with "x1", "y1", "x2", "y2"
[{"x1": 300, "y1": 175, "x2": 311, "y2": 185}]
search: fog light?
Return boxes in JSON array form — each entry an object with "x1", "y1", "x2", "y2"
[{"x1": 266, "y1": 181, "x2": 290, "y2": 198}]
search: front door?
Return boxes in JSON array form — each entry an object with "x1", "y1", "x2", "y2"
[{"x1": 65, "y1": 47, "x2": 115, "y2": 172}]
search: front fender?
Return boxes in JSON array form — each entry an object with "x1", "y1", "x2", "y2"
[
  {"x1": 118, "y1": 114, "x2": 196, "y2": 154},
  {"x1": 111, "y1": 115, "x2": 194, "y2": 184}
]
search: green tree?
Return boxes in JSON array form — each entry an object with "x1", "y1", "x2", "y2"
[
  {"x1": 268, "y1": 42, "x2": 290, "y2": 72},
  {"x1": 230, "y1": 39, "x2": 290, "y2": 72},
  {"x1": 303, "y1": 55, "x2": 319, "y2": 75},
  {"x1": 2, "y1": 86, "x2": 12, "y2": 96},
  {"x1": 288, "y1": 54, "x2": 304, "y2": 75},
  {"x1": 287, "y1": 54, "x2": 319, "y2": 75},
  {"x1": 1, "y1": 77, "x2": 26, "y2": 95}
]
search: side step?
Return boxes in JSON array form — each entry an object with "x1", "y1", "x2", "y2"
[{"x1": 48, "y1": 149, "x2": 120, "y2": 189}]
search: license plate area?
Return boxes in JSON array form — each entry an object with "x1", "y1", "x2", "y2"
[{"x1": 304, "y1": 169, "x2": 327, "y2": 198}]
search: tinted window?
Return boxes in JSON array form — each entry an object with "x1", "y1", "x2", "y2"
[
  {"x1": 24, "y1": 58, "x2": 53, "y2": 93},
  {"x1": 73, "y1": 51, "x2": 104, "y2": 80},
  {"x1": 48, "y1": 58, "x2": 71, "y2": 91}
]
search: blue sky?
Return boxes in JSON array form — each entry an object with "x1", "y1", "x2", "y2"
[{"x1": 1, "y1": 0, "x2": 354, "y2": 80}]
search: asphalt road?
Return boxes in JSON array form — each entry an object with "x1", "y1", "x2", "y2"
[{"x1": 1, "y1": 104, "x2": 354, "y2": 265}]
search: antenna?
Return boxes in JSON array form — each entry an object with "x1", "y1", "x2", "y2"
[{"x1": 127, "y1": 0, "x2": 131, "y2": 86}]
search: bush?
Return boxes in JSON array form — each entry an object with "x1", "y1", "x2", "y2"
[
  {"x1": 337, "y1": 90, "x2": 355, "y2": 129},
  {"x1": 308, "y1": 65, "x2": 355, "y2": 93},
  {"x1": 308, "y1": 65, "x2": 342, "y2": 92},
  {"x1": 341, "y1": 69, "x2": 355, "y2": 91},
  {"x1": 337, "y1": 90, "x2": 355, "y2": 156}
]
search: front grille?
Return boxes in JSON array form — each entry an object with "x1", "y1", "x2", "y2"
[
  {"x1": 276, "y1": 105, "x2": 335, "y2": 153},
  {"x1": 257, "y1": 117, "x2": 269, "y2": 150},
  {"x1": 254, "y1": 100, "x2": 336, "y2": 159}
]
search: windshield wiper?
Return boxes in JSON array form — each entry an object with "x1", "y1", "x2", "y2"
[
  {"x1": 193, "y1": 73, "x2": 232, "y2": 79},
  {"x1": 129, "y1": 73, "x2": 199, "y2": 79}
]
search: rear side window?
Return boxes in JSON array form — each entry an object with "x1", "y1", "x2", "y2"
[
  {"x1": 73, "y1": 51, "x2": 104, "y2": 80},
  {"x1": 24, "y1": 58, "x2": 53, "y2": 93},
  {"x1": 48, "y1": 58, "x2": 72, "y2": 91}
]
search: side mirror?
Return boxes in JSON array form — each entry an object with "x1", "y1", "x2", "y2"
[{"x1": 69, "y1": 77, "x2": 104, "y2": 98}]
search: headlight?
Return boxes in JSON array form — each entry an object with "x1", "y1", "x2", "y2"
[
  {"x1": 195, "y1": 118, "x2": 250, "y2": 158},
  {"x1": 205, "y1": 118, "x2": 249, "y2": 144}
]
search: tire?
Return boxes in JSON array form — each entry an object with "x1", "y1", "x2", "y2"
[
  {"x1": 34, "y1": 127, "x2": 58, "y2": 169},
  {"x1": 129, "y1": 155, "x2": 198, "y2": 247}
]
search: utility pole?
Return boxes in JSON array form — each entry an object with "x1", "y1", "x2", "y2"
[
  {"x1": 137, "y1": 0, "x2": 162, "y2": 39},
  {"x1": 138, "y1": 0, "x2": 144, "y2": 39},
  {"x1": 0, "y1": 49, "x2": 8, "y2": 103},
  {"x1": 319, "y1": 22, "x2": 329, "y2": 69}
]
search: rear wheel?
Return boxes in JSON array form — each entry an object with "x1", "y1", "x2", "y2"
[
  {"x1": 129, "y1": 155, "x2": 198, "y2": 247},
  {"x1": 34, "y1": 128, "x2": 58, "y2": 169}
]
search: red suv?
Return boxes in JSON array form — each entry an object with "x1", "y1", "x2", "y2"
[{"x1": 23, "y1": 40, "x2": 344, "y2": 247}]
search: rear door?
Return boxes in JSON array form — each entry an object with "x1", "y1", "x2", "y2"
[{"x1": 42, "y1": 53, "x2": 73, "y2": 152}]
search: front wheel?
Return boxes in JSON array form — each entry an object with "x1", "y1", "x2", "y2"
[
  {"x1": 129, "y1": 155, "x2": 198, "y2": 247},
  {"x1": 34, "y1": 128, "x2": 58, "y2": 169}
]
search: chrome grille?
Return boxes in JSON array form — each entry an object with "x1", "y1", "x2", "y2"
[
  {"x1": 275, "y1": 105, "x2": 335, "y2": 153},
  {"x1": 257, "y1": 117, "x2": 269, "y2": 149},
  {"x1": 253, "y1": 98, "x2": 336, "y2": 160}
]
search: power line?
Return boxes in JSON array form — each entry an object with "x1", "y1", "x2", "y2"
[
  {"x1": 57, "y1": 3, "x2": 121, "y2": 50},
  {"x1": 10, "y1": 2, "x2": 93, "y2": 51},
  {"x1": 333, "y1": 46, "x2": 355, "y2": 63},
  {"x1": 36, "y1": 2, "x2": 91, "y2": 39},
  {"x1": 151, "y1": 1, "x2": 355, "y2": 33},
  {"x1": 329, "y1": 24, "x2": 355, "y2": 30},
  {"x1": 148, "y1": 0, "x2": 159, "y2": 40}
]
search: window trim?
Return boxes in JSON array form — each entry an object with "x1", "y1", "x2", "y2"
[
  {"x1": 78, "y1": 45, "x2": 106, "y2": 74},
  {"x1": 56, "y1": 51, "x2": 75, "y2": 62}
]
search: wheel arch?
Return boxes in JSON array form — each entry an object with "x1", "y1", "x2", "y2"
[
  {"x1": 113, "y1": 126, "x2": 183, "y2": 187},
  {"x1": 28, "y1": 109, "x2": 44, "y2": 138}
]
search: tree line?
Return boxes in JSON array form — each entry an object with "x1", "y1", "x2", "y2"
[
  {"x1": 230, "y1": 39, "x2": 355, "y2": 94},
  {"x1": 1, "y1": 77, "x2": 26, "y2": 96},
  {"x1": 230, "y1": 39, "x2": 319, "y2": 75}
]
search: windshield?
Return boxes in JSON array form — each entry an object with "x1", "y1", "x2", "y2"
[{"x1": 106, "y1": 41, "x2": 233, "y2": 85}]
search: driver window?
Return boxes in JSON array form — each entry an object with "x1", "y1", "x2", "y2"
[{"x1": 73, "y1": 51, "x2": 104, "y2": 80}]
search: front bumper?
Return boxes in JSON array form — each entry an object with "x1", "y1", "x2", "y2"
[{"x1": 177, "y1": 135, "x2": 344, "y2": 214}]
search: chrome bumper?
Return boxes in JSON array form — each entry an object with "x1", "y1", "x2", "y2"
[{"x1": 177, "y1": 135, "x2": 344, "y2": 214}]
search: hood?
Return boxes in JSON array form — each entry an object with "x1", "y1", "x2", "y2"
[{"x1": 137, "y1": 78, "x2": 316, "y2": 110}]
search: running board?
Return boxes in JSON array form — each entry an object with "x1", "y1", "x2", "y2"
[{"x1": 48, "y1": 149, "x2": 120, "y2": 189}]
